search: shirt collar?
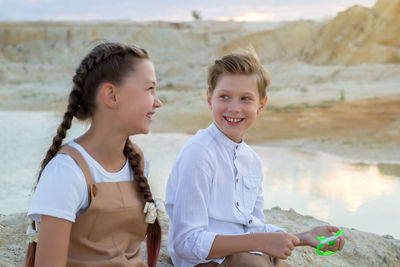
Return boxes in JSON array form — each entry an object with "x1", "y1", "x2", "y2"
[{"x1": 208, "y1": 122, "x2": 244, "y2": 152}]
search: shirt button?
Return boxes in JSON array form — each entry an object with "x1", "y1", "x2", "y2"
[
  {"x1": 236, "y1": 201, "x2": 240, "y2": 206},
  {"x1": 249, "y1": 220, "x2": 253, "y2": 224},
  {"x1": 236, "y1": 178, "x2": 239, "y2": 183},
  {"x1": 234, "y1": 155, "x2": 237, "y2": 160},
  {"x1": 235, "y1": 145, "x2": 239, "y2": 150}
]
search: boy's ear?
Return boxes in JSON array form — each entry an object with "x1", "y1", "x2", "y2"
[
  {"x1": 99, "y1": 82, "x2": 118, "y2": 109},
  {"x1": 206, "y1": 88, "x2": 213, "y2": 110},
  {"x1": 257, "y1": 95, "x2": 268, "y2": 115}
]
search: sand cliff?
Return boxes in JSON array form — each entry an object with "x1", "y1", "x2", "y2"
[{"x1": 221, "y1": 0, "x2": 400, "y2": 65}]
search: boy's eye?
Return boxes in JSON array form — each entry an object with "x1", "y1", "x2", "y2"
[
  {"x1": 220, "y1": 95, "x2": 228, "y2": 99},
  {"x1": 242, "y1": 97, "x2": 250, "y2": 101}
]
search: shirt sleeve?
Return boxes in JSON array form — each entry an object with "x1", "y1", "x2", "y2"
[
  {"x1": 167, "y1": 144, "x2": 223, "y2": 264},
  {"x1": 28, "y1": 154, "x2": 87, "y2": 223}
]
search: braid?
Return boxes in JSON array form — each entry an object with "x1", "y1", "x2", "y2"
[
  {"x1": 123, "y1": 138, "x2": 155, "y2": 203},
  {"x1": 36, "y1": 105, "x2": 76, "y2": 183},
  {"x1": 123, "y1": 138, "x2": 161, "y2": 267}
]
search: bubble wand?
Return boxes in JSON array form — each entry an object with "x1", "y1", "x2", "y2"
[{"x1": 316, "y1": 229, "x2": 345, "y2": 256}]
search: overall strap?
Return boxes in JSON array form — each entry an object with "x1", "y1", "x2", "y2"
[{"x1": 57, "y1": 145, "x2": 95, "y2": 186}]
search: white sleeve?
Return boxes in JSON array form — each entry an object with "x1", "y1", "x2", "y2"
[
  {"x1": 167, "y1": 144, "x2": 222, "y2": 263},
  {"x1": 28, "y1": 154, "x2": 87, "y2": 223}
]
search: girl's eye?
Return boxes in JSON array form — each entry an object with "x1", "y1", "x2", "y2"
[{"x1": 148, "y1": 87, "x2": 155, "y2": 91}]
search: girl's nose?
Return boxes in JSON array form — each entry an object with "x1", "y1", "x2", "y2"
[{"x1": 154, "y1": 95, "x2": 162, "y2": 108}]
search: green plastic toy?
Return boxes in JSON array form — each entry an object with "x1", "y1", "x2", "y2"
[{"x1": 316, "y1": 229, "x2": 345, "y2": 256}]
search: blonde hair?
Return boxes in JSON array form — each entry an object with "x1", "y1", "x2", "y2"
[{"x1": 207, "y1": 49, "x2": 270, "y2": 99}]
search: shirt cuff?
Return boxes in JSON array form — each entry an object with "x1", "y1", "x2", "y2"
[
  {"x1": 264, "y1": 224, "x2": 285, "y2": 233},
  {"x1": 28, "y1": 207, "x2": 76, "y2": 223},
  {"x1": 194, "y1": 231, "x2": 225, "y2": 264}
]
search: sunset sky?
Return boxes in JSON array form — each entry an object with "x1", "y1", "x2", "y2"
[{"x1": 0, "y1": 0, "x2": 376, "y2": 22}]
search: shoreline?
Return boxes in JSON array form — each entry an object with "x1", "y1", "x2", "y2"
[
  {"x1": 1, "y1": 94, "x2": 400, "y2": 163},
  {"x1": 149, "y1": 95, "x2": 400, "y2": 163}
]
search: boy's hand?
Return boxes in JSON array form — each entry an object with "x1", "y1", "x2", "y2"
[
  {"x1": 255, "y1": 232, "x2": 300, "y2": 260},
  {"x1": 294, "y1": 225, "x2": 345, "y2": 252}
]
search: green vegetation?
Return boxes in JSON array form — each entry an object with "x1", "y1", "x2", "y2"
[{"x1": 191, "y1": 10, "x2": 202, "y2": 21}]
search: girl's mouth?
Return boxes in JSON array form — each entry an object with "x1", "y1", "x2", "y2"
[{"x1": 146, "y1": 111, "x2": 155, "y2": 120}]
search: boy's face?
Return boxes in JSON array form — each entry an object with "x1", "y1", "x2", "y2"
[{"x1": 207, "y1": 74, "x2": 267, "y2": 143}]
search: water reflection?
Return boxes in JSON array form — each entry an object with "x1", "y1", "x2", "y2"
[
  {"x1": 1, "y1": 110, "x2": 399, "y2": 239},
  {"x1": 255, "y1": 147, "x2": 400, "y2": 237}
]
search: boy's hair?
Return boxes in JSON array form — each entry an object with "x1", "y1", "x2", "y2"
[{"x1": 207, "y1": 49, "x2": 270, "y2": 99}]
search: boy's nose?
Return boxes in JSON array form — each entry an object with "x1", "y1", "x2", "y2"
[{"x1": 228, "y1": 101, "x2": 241, "y2": 112}]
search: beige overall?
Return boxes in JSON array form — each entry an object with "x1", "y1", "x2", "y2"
[
  {"x1": 57, "y1": 145, "x2": 148, "y2": 267},
  {"x1": 196, "y1": 252, "x2": 293, "y2": 267}
]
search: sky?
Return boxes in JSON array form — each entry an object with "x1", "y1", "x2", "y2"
[{"x1": 0, "y1": 0, "x2": 377, "y2": 22}]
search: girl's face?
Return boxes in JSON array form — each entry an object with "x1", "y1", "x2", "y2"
[
  {"x1": 117, "y1": 59, "x2": 162, "y2": 135},
  {"x1": 207, "y1": 74, "x2": 267, "y2": 143}
]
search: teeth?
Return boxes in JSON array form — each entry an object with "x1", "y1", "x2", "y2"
[{"x1": 226, "y1": 117, "x2": 242, "y2": 123}]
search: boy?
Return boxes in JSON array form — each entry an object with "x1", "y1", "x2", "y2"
[{"x1": 165, "y1": 50, "x2": 344, "y2": 267}]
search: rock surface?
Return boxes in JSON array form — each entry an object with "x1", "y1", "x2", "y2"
[{"x1": 1, "y1": 208, "x2": 399, "y2": 267}]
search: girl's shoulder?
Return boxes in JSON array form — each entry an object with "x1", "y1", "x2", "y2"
[
  {"x1": 29, "y1": 153, "x2": 88, "y2": 222},
  {"x1": 40, "y1": 153, "x2": 87, "y2": 186}
]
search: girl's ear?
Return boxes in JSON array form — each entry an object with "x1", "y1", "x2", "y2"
[
  {"x1": 206, "y1": 88, "x2": 213, "y2": 110},
  {"x1": 99, "y1": 82, "x2": 118, "y2": 109},
  {"x1": 257, "y1": 95, "x2": 268, "y2": 115}
]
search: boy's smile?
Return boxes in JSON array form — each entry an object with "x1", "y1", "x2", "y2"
[{"x1": 207, "y1": 74, "x2": 267, "y2": 143}]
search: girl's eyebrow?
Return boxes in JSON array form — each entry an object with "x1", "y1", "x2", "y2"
[{"x1": 147, "y1": 81, "x2": 157, "y2": 86}]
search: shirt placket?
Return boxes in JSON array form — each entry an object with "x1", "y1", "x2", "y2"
[
  {"x1": 233, "y1": 145, "x2": 241, "y2": 210},
  {"x1": 233, "y1": 145, "x2": 254, "y2": 228}
]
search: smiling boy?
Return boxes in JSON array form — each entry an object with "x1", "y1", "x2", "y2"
[{"x1": 165, "y1": 51, "x2": 344, "y2": 267}]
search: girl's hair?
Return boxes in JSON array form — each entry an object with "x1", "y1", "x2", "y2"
[
  {"x1": 26, "y1": 42, "x2": 161, "y2": 267},
  {"x1": 207, "y1": 49, "x2": 270, "y2": 99}
]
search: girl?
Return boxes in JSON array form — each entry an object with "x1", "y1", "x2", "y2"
[{"x1": 25, "y1": 42, "x2": 162, "y2": 267}]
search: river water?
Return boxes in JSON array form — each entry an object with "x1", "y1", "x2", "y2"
[{"x1": 1, "y1": 110, "x2": 399, "y2": 238}]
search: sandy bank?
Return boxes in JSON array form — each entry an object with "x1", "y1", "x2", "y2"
[{"x1": 150, "y1": 93, "x2": 400, "y2": 163}]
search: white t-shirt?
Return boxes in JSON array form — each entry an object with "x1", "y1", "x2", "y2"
[{"x1": 28, "y1": 140, "x2": 149, "y2": 223}]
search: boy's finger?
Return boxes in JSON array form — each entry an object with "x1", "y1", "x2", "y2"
[
  {"x1": 338, "y1": 237, "x2": 345, "y2": 250},
  {"x1": 326, "y1": 225, "x2": 340, "y2": 233},
  {"x1": 330, "y1": 242, "x2": 340, "y2": 252},
  {"x1": 292, "y1": 235, "x2": 300, "y2": 246}
]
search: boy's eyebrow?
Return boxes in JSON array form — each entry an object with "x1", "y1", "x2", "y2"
[
  {"x1": 217, "y1": 88, "x2": 256, "y2": 95},
  {"x1": 215, "y1": 89, "x2": 230, "y2": 93}
]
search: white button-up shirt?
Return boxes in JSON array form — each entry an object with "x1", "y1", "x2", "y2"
[{"x1": 165, "y1": 123, "x2": 284, "y2": 267}]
